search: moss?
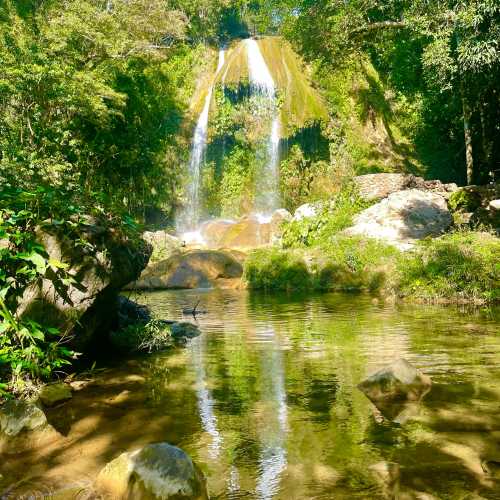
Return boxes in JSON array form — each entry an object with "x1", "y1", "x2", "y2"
[{"x1": 448, "y1": 188, "x2": 483, "y2": 213}]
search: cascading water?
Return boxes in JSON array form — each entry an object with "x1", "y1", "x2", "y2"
[
  {"x1": 245, "y1": 39, "x2": 281, "y2": 213},
  {"x1": 177, "y1": 49, "x2": 226, "y2": 235}
]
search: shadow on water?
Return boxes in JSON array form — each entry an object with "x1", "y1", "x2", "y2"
[{"x1": 2, "y1": 290, "x2": 500, "y2": 498}]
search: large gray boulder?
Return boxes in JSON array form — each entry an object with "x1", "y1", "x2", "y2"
[
  {"x1": 345, "y1": 189, "x2": 452, "y2": 250},
  {"x1": 97, "y1": 443, "x2": 208, "y2": 499},
  {"x1": 0, "y1": 400, "x2": 47, "y2": 437},
  {"x1": 354, "y1": 173, "x2": 457, "y2": 201},
  {"x1": 128, "y1": 250, "x2": 243, "y2": 290},
  {"x1": 16, "y1": 220, "x2": 151, "y2": 351}
]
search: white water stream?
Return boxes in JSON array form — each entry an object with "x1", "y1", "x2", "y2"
[
  {"x1": 177, "y1": 49, "x2": 226, "y2": 233},
  {"x1": 245, "y1": 39, "x2": 281, "y2": 213}
]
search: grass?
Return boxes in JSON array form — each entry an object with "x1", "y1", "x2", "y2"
[
  {"x1": 397, "y1": 231, "x2": 500, "y2": 304},
  {"x1": 244, "y1": 231, "x2": 500, "y2": 304},
  {"x1": 244, "y1": 236, "x2": 398, "y2": 293}
]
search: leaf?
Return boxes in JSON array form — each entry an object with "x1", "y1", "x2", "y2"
[
  {"x1": 48, "y1": 258, "x2": 69, "y2": 270},
  {"x1": 21, "y1": 252, "x2": 47, "y2": 274}
]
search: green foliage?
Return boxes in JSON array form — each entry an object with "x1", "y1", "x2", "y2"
[
  {"x1": 0, "y1": 185, "x2": 146, "y2": 397},
  {"x1": 0, "y1": 0, "x2": 207, "y2": 217},
  {"x1": 110, "y1": 319, "x2": 172, "y2": 354},
  {"x1": 244, "y1": 236, "x2": 397, "y2": 292},
  {"x1": 397, "y1": 231, "x2": 500, "y2": 303},
  {"x1": 281, "y1": 185, "x2": 369, "y2": 248},
  {"x1": 244, "y1": 248, "x2": 311, "y2": 291},
  {"x1": 0, "y1": 188, "x2": 88, "y2": 395}
]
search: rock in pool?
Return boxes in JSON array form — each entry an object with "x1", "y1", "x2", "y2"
[
  {"x1": 0, "y1": 400, "x2": 58, "y2": 453},
  {"x1": 97, "y1": 442, "x2": 208, "y2": 499},
  {"x1": 358, "y1": 359, "x2": 431, "y2": 421},
  {"x1": 0, "y1": 400, "x2": 47, "y2": 437}
]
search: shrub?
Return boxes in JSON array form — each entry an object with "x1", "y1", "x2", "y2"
[
  {"x1": 243, "y1": 248, "x2": 311, "y2": 291},
  {"x1": 244, "y1": 237, "x2": 398, "y2": 293},
  {"x1": 281, "y1": 184, "x2": 370, "y2": 248},
  {"x1": 397, "y1": 231, "x2": 500, "y2": 303},
  {"x1": 109, "y1": 319, "x2": 173, "y2": 354}
]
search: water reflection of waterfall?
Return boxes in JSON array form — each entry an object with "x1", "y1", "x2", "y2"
[
  {"x1": 245, "y1": 39, "x2": 281, "y2": 214},
  {"x1": 177, "y1": 49, "x2": 226, "y2": 232},
  {"x1": 255, "y1": 327, "x2": 288, "y2": 500},
  {"x1": 191, "y1": 334, "x2": 223, "y2": 459}
]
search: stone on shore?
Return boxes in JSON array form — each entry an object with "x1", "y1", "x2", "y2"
[
  {"x1": 345, "y1": 189, "x2": 452, "y2": 250},
  {"x1": 39, "y1": 382, "x2": 73, "y2": 407}
]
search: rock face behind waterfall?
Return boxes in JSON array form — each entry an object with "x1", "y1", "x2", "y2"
[
  {"x1": 16, "y1": 219, "x2": 151, "y2": 351},
  {"x1": 97, "y1": 443, "x2": 208, "y2": 499},
  {"x1": 345, "y1": 189, "x2": 452, "y2": 250},
  {"x1": 128, "y1": 249, "x2": 243, "y2": 290}
]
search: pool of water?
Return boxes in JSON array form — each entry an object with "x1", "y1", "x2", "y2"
[{"x1": 2, "y1": 290, "x2": 500, "y2": 499}]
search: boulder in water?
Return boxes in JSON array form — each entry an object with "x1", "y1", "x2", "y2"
[
  {"x1": 128, "y1": 250, "x2": 243, "y2": 290},
  {"x1": 170, "y1": 322, "x2": 201, "y2": 341},
  {"x1": 345, "y1": 189, "x2": 452, "y2": 250},
  {"x1": 358, "y1": 359, "x2": 431, "y2": 407},
  {"x1": 96, "y1": 443, "x2": 208, "y2": 499},
  {"x1": 200, "y1": 219, "x2": 235, "y2": 247},
  {"x1": 39, "y1": 382, "x2": 72, "y2": 407}
]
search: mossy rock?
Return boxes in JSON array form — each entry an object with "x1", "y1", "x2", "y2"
[
  {"x1": 97, "y1": 443, "x2": 208, "y2": 499},
  {"x1": 39, "y1": 382, "x2": 72, "y2": 407}
]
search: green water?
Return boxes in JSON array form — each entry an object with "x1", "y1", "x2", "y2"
[
  {"x1": 137, "y1": 290, "x2": 500, "y2": 499},
  {"x1": 4, "y1": 290, "x2": 500, "y2": 499}
]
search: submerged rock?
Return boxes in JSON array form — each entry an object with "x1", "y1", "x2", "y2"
[
  {"x1": 170, "y1": 322, "x2": 200, "y2": 341},
  {"x1": 345, "y1": 189, "x2": 452, "y2": 250},
  {"x1": 97, "y1": 443, "x2": 208, "y2": 499},
  {"x1": 128, "y1": 250, "x2": 243, "y2": 290},
  {"x1": 39, "y1": 382, "x2": 72, "y2": 407},
  {"x1": 0, "y1": 400, "x2": 47, "y2": 437},
  {"x1": 0, "y1": 400, "x2": 59, "y2": 453},
  {"x1": 358, "y1": 359, "x2": 431, "y2": 421}
]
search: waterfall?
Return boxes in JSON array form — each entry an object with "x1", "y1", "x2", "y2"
[
  {"x1": 177, "y1": 49, "x2": 226, "y2": 233},
  {"x1": 245, "y1": 39, "x2": 281, "y2": 213}
]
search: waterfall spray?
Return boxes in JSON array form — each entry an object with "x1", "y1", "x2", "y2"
[
  {"x1": 245, "y1": 39, "x2": 281, "y2": 214},
  {"x1": 177, "y1": 49, "x2": 226, "y2": 234}
]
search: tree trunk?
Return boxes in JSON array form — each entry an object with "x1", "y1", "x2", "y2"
[{"x1": 461, "y1": 85, "x2": 474, "y2": 185}]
